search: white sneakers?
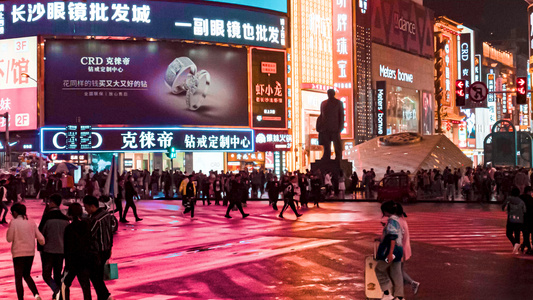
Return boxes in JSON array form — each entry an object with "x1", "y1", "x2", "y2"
[
  {"x1": 381, "y1": 294, "x2": 394, "y2": 300},
  {"x1": 513, "y1": 243, "x2": 521, "y2": 254},
  {"x1": 412, "y1": 281, "x2": 420, "y2": 295},
  {"x1": 34, "y1": 295, "x2": 42, "y2": 300}
]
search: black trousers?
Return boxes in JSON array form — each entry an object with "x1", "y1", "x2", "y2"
[
  {"x1": 215, "y1": 191, "x2": 222, "y2": 204},
  {"x1": 319, "y1": 131, "x2": 342, "y2": 160},
  {"x1": 226, "y1": 200, "x2": 245, "y2": 216},
  {"x1": 506, "y1": 222, "x2": 522, "y2": 246},
  {"x1": 0, "y1": 200, "x2": 8, "y2": 221},
  {"x1": 522, "y1": 224, "x2": 532, "y2": 250},
  {"x1": 114, "y1": 197, "x2": 123, "y2": 220},
  {"x1": 269, "y1": 194, "x2": 278, "y2": 210},
  {"x1": 41, "y1": 252, "x2": 64, "y2": 295},
  {"x1": 13, "y1": 256, "x2": 39, "y2": 300},
  {"x1": 183, "y1": 197, "x2": 195, "y2": 218},
  {"x1": 89, "y1": 251, "x2": 111, "y2": 300},
  {"x1": 280, "y1": 199, "x2": 298, "y2": 216},
  {"x1": 123, "y1": 197, "x2": 139, "y2": 220},
  {"x1": 62, "y1": 261, "x2": 92, "y2": 300}
]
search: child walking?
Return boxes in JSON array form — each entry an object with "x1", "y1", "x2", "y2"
[{"x1": 376, "y1": 201, "x2": 404, "y2": 300}]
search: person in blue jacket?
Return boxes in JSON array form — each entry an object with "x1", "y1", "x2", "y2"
[{"x1": 376, "y1": 201, "x2": 404, "y2": 300}]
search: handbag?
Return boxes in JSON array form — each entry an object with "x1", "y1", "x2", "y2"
[{"x1": 104, "y1": 262, "x2": 119, "y2": 280}]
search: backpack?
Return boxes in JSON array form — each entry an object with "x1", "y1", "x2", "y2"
[
  {"x1": 508, "y1": 201, "x2": 524, "y2": 223},
  {"x1": 283, "y1": 183, "x2": 294, "y2": 199},
  {"x1": 186, "y1": 182, "x2": 195, "y2": 197}
]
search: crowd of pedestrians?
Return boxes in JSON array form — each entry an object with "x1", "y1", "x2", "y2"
[{"x1": 5, "y1": 194, "x2": 115, "y2": 300}]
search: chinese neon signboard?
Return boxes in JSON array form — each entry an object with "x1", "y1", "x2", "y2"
[
  {"x1": 41, "y1": 127, "x2": 254, "y2": 153},
  {"x1": 250, "y1": 48, "x2": 287, "y2": 129},
  {"x1": 487, "y1": 72, "x2": 496, "y2": 127},
  {"x1": 0, "y1": 1, "x2": 287, "y2": 49},
  {"x1": 332, "y1": 0, "x2": 354, "y2": 139},
  {"x1": 0, "y1": 36, "x2": 38, "y2": 132}
]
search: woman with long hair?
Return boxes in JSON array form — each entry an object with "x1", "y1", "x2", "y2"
[{"x1": 6, "y1": 203, "x2": 45, "y2": 300}]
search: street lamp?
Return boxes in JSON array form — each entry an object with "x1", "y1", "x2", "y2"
[{"x1": 21, "y1": 73, "x2": 37, "y2": 83}]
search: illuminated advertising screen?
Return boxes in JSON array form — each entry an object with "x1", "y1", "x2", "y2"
[
  {"x1": 44, "y1": 39, "x2": 249, "y2": 127},
  {"x1": 0, "y1": 36, "x2": 38, "y2": 132},
  {"x1": 370, "y1": 0, "x2": 434, "y2": 59},
  {"x1": 0, "y1": 1, "x2": 287, "y2": 49},
  {"x1": 387, "y1": 86, "x2": 419, "y2": 135},
  {"x1": 250, "y1": 48, "x2": 286, "y2": 129},
  {"x1": 203, "y1": 0, "x2": 288, "y2": 13},
  {"x1": 41, "y1": 126, "x2": 254, "y2": 153}
]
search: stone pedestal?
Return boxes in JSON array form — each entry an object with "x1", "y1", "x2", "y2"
[{"x1": 311, "y1": 159, "x2": 353, "y2": 178}]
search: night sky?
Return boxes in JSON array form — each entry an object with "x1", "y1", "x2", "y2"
[{"x1": 424, "y1": 0, "x2": 529, "y2": 44}]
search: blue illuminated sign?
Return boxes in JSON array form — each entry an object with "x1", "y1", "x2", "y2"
[
  {"x1": 204, "y1": 0, "x2": 287, "y2": 13},
  {"x1": 0, "y1": 1, "x2": 287, "y2": 49},
  {"x1": 41, "y1": 126, "x2": 255, "y2": 153}
]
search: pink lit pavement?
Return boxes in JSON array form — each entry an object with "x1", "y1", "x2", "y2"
[{"x1": 1, "y1": 200, "x2": 533, "y2": 299}]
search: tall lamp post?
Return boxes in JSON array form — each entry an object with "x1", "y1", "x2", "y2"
[{"x1": 20, "y1": 73, "x2": 40, "y2": 174}]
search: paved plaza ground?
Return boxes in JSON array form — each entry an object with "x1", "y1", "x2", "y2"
[{"x1": 1, "y1": 199, "x2": 532, "y2": 299}]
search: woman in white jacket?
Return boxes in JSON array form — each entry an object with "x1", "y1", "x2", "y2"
[{"x1": 6, "y1": 203, "x2": 45, "y2": 300}]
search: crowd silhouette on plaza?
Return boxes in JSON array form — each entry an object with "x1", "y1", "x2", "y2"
[{"x1": 3, "y1": 164, "x2": 533, "y2": 299}]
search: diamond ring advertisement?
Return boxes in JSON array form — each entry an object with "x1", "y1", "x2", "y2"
[{"x1": 45, "y1": 40, "x2": 248, "y2": 127}]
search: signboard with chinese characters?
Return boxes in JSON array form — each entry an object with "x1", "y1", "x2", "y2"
[
  {"x1": 41, "y1": 127, "x2": 254, "y2": 153},
  {"x1": 251, "y1": 49, "x2": 286, "y2": 129},
  {"x1": 0, "y1": 36, "x2": 38, "y2": 132},
  {"x1": 332, "y1": 0, "x2": 354, "y2": 139},
  {"x1": 487, "y1": 72, "x2": 496, "y2": 128},
  {"x1": 45, "y1": 39, "x2": 249, "y2": 127},
  {"x1": 254, "y1": 130, "x2": 291, "y2": 152},
  {"x1": 370, "y1": 0, "x2": 434, "y2": 59},
  {"x1": 474, "y1": 54, "x2": 481, "y2": 82},
  {"x1": 65, "y1": 125, "x2": 92, "y2": 150},
  {"x1": 227, "y1": 152, "x2": 265, "y2": 162},
  {"x1": 1, "y1": 1, "x2": 287, "y2": 49}
]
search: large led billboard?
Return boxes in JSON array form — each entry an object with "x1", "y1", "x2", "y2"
[
  {"x1": 0, "y1": 1, "x2": 287, "y2": 49},
  {"x1": 250, "y1": 48, "x2": 287, "y2": 129},
  {"x1": 0, "y1": 36, "x2": 38, "y2": 132},
  {"x1": 44, "y1": 39, "x2": 249, "y2": 127}
]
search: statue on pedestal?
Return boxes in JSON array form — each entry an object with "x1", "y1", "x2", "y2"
[{"x1": 316, "y1": 89, "x2": 344, "y2": 161}]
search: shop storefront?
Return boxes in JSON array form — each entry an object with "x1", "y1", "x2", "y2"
[
  {"x1": 372, "y1": 43, "x2": 434, "y2": 135},
  {"x1": 1, "y1": 0, "x2": 289, "y2": 174}
]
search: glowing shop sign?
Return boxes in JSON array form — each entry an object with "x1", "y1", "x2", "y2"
[
  {"x1": 376, "y1": 81, "x2": 386, "y2": 136},
  {"x1": 379, "y1": 65, "x2": 414, "y2": 83},
  {"x1": 1, "y1": 1, "x2": 287, "y2": 49},
  {"x1": 41, "y1": 127, "x2": 254, "y2": 153}
]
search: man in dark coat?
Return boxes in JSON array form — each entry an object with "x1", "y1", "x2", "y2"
[
  {"x1": 224, "y1": 174, "x2": 249, "y2": 219},
  {"x1": 316, "y1": 89, "x2": 344, "y2": 160},
  {"x1": 122, "y1": 175, "x2": 142, "y2": 222}
]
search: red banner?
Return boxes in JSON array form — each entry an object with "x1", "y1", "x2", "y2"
[{"x1": 332, "y1": 0, "x2": 354, "y2": 139}]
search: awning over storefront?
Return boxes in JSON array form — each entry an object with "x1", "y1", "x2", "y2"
[{"x1": 344, "y1": 134, "x2": 473, "y2": 180}]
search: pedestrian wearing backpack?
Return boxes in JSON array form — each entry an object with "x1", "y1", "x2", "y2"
[{"x1": 502, "y1": 187, "x2": 527, "y2": 254}]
